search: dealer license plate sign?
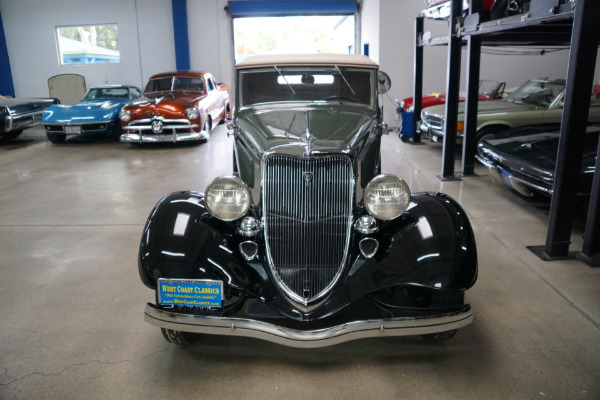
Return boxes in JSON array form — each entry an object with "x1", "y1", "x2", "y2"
[
  {"x1": 158, "y1": 278, "x2": 223, "y2": 308},
  {"x1": 65, "y1": 125, "x2": 81, "y2": 134},
  {"x1": 499, "y1": 168, "x2": 514, "y2": 189}
]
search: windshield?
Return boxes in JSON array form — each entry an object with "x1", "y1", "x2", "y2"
[
  {"x1": 505, "y1": 80, "x2": 564, "y2": 108},
  {"x1": 144, "y1": 77, "x2": 204, "y2": 94},
  {"x1": 238, "y1": 66, "x2": 375, "y2": 107},
  {"x1": 479, "y1": 80, "x2": 502, "y2": 99},
  {"x1": 84, "y1": 87, "x2": 131, "y2": 99}
]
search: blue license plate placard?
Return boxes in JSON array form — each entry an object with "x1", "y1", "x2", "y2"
[
  {"x1": 158, "y1": 278, "x2": 223, "y2": 308},
  {"x1": 499, "y1": 168, "x2": 514, "y2": 189}
]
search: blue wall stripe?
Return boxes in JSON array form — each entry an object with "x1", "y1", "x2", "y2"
[
  {"x1": 172, "y1": 0, "x2": 191, "y2": 71},
  {"x1": 228, "y1": 0, "x2": 357, "y2": 17},
  {"x1": 0, "y1": 12, "x2": 15, "y2": 97}
]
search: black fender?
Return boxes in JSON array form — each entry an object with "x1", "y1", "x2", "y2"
[{"x1": 138, "y1": 191, "x2": 477, "y2": 318}]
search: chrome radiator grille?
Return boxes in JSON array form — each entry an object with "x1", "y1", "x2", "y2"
[
  {"x1": 422, "y1": 110, "x2": 443, "y2": 130},
  {"x1": 263, "y1": 154, "x2": 353, "y2": 306}
]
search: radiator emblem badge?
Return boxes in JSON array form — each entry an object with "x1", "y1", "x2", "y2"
[{"x1": 303, "y1": 172, "x2": 314, "y2": 187}]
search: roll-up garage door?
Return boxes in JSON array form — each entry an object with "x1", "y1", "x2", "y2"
[{"x1": 227, "y1": 0, "x2": 357, "y2": 17}]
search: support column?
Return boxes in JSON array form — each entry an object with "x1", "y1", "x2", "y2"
[
  {"x1": 412, "y1": 16, "x2": 424, "y2": 144},
  {"x1": 172, "y1": 0, "x2": 191, "y2": 71},
  {"x1": 541, "y1": 0, "x2": 600, "y2": 260},
  {"x1": 439, "y1": 0, "x2": 463, "y2": 180}
]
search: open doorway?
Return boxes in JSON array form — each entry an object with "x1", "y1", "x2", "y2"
[{"x1": 233, "y1": 15, "x2": 355, "y2": 64}]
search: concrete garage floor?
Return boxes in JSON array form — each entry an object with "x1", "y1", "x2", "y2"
[{"x1": 1, "y1": 125, "x2": 599, "y2": 399}]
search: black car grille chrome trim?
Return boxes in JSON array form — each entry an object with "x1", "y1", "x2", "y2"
[{"x1": 262, "y1": 154, "x2": 354, "y2": 311}]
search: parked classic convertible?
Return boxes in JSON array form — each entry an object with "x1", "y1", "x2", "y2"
[
  {"x1": 419, "y1": 79, "x2": 600, "y2": 145},
  {"x1": 138, "y1": 54, "x2": 478, "y2": 348},
  {"x1": 42, "y1": 85, "x2": 141, "y2": 143},
  {"x1": 476, "y1": 123, "x2": 598, "y2": 202},
  {"x1": 397, "y1": 80, "x2": 505, "y2": 139},
  {"x1": 1, "y1": 96, "x2": 60, "y2": 141},
  {"x1": 119, "y1": 71, "x2": 230, "y2": 143}
]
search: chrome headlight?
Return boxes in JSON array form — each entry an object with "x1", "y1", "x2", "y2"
[
  {"x1": 205, "y1": 176, "x2": 251, "y2": 221},
  {"x1": 186, "y1": 107, "x2": 199, "y2": 120},
  {"x1": 119, "y1": 108, "x2": 131, "y2": 122},
  {"x1": 364, "y1": 175, "x2": 411, "y2": 220}
]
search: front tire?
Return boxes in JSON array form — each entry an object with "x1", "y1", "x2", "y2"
[
  {"x1": 47, "y1": 133, "x2": 66, "y2": 143},
  {"x1": 1, "y1": 129, "x2": 23, "y2": 141},
  {"x1": 200, "y1": 118, "x2": 212, "y2": 142},
  {"x1": 161, "y1": 328, "x2": 200, "y2": 345},
  {"x1": 422, "y1": 330, "x2": 458, "y2": 341}
]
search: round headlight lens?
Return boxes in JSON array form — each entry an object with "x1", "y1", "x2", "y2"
[
  {"x1": 205, "y1": 176, "x2": 251, "y2": 221},
  {"x1": 119, "y1": 108, "x2": 131, "y2": 122},
  {"x1": 186, "y1": 107, "x2": 199, "y2": 120},
  {"x1": 364, "y1": 175, "x2": 411, "y2": 220}
]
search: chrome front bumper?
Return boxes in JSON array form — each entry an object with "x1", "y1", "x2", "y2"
[
  {"x1": 120, "y1": 131, "x2": 207, "y2": 143},
  {"x1": 5, "y1": 111, "x2": 45, "y2": 132},
  {"x1": 144, "y1": 303, "x2": 473, "y2": 348}
]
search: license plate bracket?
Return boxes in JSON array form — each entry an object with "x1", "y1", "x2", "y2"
[{"x1": 65, "y1": 125, "x2": 81, "y2": 134}]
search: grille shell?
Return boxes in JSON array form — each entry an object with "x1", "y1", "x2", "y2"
[{"x1": 262, "y1": 154, "x2": 354, "y2": 309}]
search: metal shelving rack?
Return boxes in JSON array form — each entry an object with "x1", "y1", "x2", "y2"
[{"x1": 412, "y1": 0, "x2": 600, "y2": 266}]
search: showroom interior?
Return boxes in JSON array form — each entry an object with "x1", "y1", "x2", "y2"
[{"x1": 1, "y1": 0, "x2": 599, "y2": 398}]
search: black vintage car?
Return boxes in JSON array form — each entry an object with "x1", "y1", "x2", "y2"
[
  {"x1": 0, "y1": 96, "x2": 60, "y2": 141},
  {"x1": 476, "y1": 123, "x2": 599, "y2": 201},
  {"x1": 138, "y1": 54, "x2": 478, "y2": 348}
]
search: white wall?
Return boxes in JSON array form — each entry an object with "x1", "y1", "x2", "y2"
[
  {"x1": 187, "y1": 0, "x2": 234, "y2": 93},
  {"x1": 0, "y1": 0, "x2": 176, "y2": 98}
]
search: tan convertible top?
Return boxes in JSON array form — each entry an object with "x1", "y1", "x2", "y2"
[{"x1": 235, "y1": 53, "x2": 378, "y2": 69}]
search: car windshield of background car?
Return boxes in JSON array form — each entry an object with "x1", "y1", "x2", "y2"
[
  {"x1": 84, "y1": 88, "x2": 130, "y2": 99},
  {"x1": 505, "y1": 81, "x2": 564, "y2": 108},
  {"x1": 145, "y1": 77, "x2": 204, "y2": 93},
  {"x1": 479, "y1": 80, "x2": 500, "y2": 98},
  {"x1": 239, "y1": 67, "x2": 374, "y2": 107}
]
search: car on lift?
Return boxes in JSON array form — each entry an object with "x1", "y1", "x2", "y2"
[
  {"x1": 42, "y1": 85, "x2": 141, "y2": 143},
  {"x1": 0, "y1": 96, "x2": 60, "y2": 141},
  {"x1": 418, "y1": 78, "x2": 600, "y2": 147},
  {"x1": 422, "y1": 0, "x2": 530, "y2": 20},
  {"x1": 476, "y1": 122, "x2": 598, "y2": 207},
  {"x1": 119, "y1": 71, "x2": 230, "y2": 144},
  {"x1": 397, "y1": 80, "x2": 505, "y2": 140},
  {"x1": 137, "y1": 54, "x2": 478, "y2": 348}
]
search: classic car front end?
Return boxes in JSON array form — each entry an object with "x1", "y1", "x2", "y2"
[
  {"x1": 42, "y1": 85, "x2": 141, "y2": 143},
  {"x1": 1, "y1": 97, "x2": 60, "y2": 140},
  {"x1": 398, "y1": 80, "x2": 505, "y2": 139},
  {"x1": 119, "y1": 71, "x2": 230, "y2": 143},
  {"x1": 476, "y1": 123, "x2": 599, "y2": 199},
  {"x1": 138, "y1": 54, "x2": 478, "y2": 348}
]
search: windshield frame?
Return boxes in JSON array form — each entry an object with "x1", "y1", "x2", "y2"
[
  {"x1": 237, "y1": 66, "x2": 377, "y2": 109},
  {"x1": 504, "y1": 80, "x2": 565, "y2": 108},
  {"x1": 144, "y1": 76, "x2": 205, "y2": 94}
]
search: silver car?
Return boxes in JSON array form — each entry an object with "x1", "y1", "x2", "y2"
[{"x1": 418, "y1": 79, "x2": 600, "y2": 145}]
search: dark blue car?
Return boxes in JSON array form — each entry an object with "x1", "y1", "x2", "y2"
[{"x1": 42, "y1": 85, "x2": 141, "y2": 143}]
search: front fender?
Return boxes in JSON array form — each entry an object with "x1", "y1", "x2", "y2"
[{"x1": 138, "y1": 191, "x2": 477, "y2": 318}]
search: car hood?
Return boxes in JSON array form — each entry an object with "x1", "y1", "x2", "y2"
[
  {"x1": 425, "y1": 99, "x2": 538, "y2": 117},
  {"x1": 480, "y1": 126, "x2": 598, "y2": 180},
  {"x1": 43, "y1": 99, "x2": 127, "y2": 123},
  {"x1": 1, "y1": 98, "x2": 58, "y2": 115},
  {"x1": 125, "y1": 92, "x2": 206, "y2": 119},
  {"x1": 235, "y1": 104, "x2": 379, "y2": 158}
]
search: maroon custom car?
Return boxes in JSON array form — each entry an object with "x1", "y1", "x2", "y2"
[{"x1": 119, "y1": 71, "x2": 230, "y2": 143}]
